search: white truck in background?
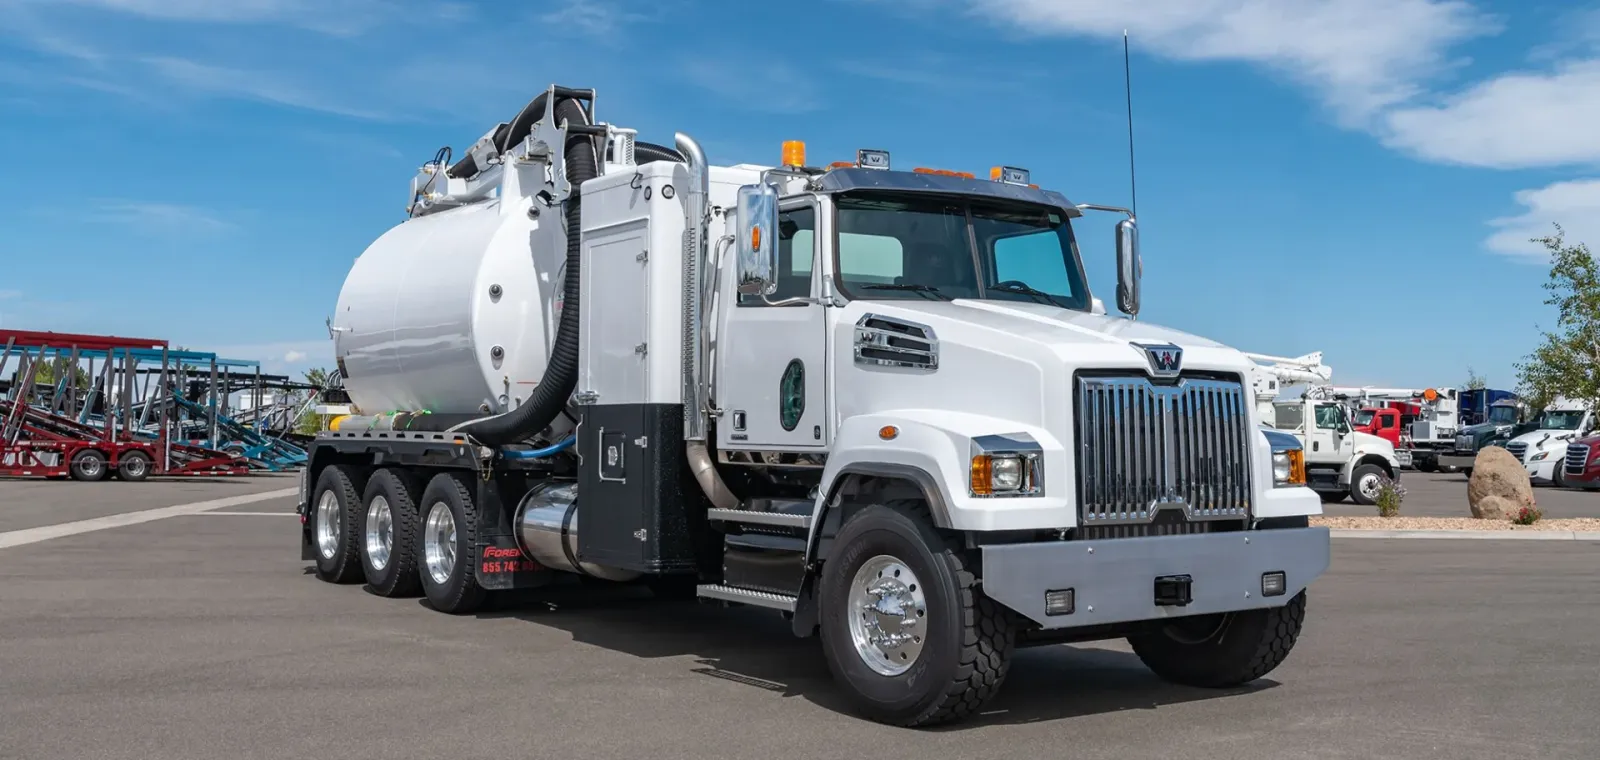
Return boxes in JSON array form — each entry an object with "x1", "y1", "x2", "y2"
[
  {"x1": 1503, "y1": 397, "x2": 1595, "y2": 487},
  {"x1": 1246, "y1": 354, "x2": 1404, "y2": 504},
  {"x1": 297, "y1": 84, "x2": 1331, "y2": 727}
]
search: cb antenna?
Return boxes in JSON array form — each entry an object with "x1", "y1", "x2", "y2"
[{"x1": 1123, "y1": 29, "x2": 1138, "y2": 219}]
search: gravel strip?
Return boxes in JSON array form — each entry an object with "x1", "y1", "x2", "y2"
[{"x1": 1313, "y1": 515, "x2": 1600, "y2": 531}]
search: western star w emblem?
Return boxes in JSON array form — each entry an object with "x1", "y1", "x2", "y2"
[{"x1": 1137, "y1": 343, "x2": 1183, "y2": 378}]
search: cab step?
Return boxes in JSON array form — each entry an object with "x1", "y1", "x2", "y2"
[
  {"x1": 696, "y1": 584, "x2": 798, "y2": 612},
  {"x1": 706, "y1": 497, "x2": 814, "y2": 530}
]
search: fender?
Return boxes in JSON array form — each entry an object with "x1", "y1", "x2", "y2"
[{"x1": 804, "y1": 410, "x2": 1070, "y2": 565}]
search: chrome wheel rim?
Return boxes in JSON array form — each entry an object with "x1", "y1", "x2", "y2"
[
  {"x1": 1358, "y1": 473, "x2": 1381, "y2": 500},
  {"x1": 314, "y1": 490, "x2": 339, "y2": 560},
  {"x1": 846, "y1": 554, "x2": 928, "y2": 677},
  {"x1": 423, "y1": 502, "x2": 456, "y2": 585},
  {"x1": 365, "y1": 495, "x2": 393, "y2": 571},
  {"x1": 78, "y1": 456, "x2": 102, "y2": 478},
  {"x1": 124, "y1": 456, "x2": 146, "y2": 477}
]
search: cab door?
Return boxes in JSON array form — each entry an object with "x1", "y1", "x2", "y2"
[{"x1": 714, "y1": 197, "x2": 830, "y2": 451}]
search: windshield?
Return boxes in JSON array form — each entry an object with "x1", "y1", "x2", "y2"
[
  {"x1": 1352, "y1": 409, "x2": 1374, "y2": 426},
  {"x1": 831, "y1": 193, "x2": 1090, "y2": 310},
  {"x1": 1539, "y1": 409, "x2": 1586, "y2": 430},
  {"x1": 1487, "y1": 405, "x2": 1518, "y2": 425}
]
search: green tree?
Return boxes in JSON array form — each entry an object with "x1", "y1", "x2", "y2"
[
  {"x1": 1464, "y1": 367, "x2": 1487, "y2": 391},
  {"x1": 294, "y1": 366, "x2": 333, "y2": 435},
  {"x1": 1514, "y1": 224, "x2": 1600, "y2": 412}
]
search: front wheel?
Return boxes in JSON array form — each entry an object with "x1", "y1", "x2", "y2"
[
  {"x1": 70, "y1": 449, "x2": 109, "y2": 482},
  {"x1": 1130, "y1": 591, "x2": 1307, "y2": 688},
  {"x1": 817, "y1": 501, "x2": 1014, "y2": 727},
  {"x1": 1350, "y1": 463, "x2": 1385, "y2": 505}
]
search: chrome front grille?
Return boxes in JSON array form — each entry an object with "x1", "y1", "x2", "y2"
[
  {"x1": 1565, "y1": 443, "x2": 1589, "y2": 474},
  {"x1": 1075, "y1": 375, "x2": 1252, "y2": 527},
  {"x1": 1454, "y1": 433, "x2": 1474, "y2": 451},
  {"x1": 1506, "y1": 441, "x2": 1528, "y2": 462}
]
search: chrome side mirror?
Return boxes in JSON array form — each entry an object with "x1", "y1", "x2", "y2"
[
  {"x1": 1115, "y1": 218, "x2": 1140, "y2": 316},
  {"x1": 735, "y1": 183, "x2": 779, "y2": 296}
]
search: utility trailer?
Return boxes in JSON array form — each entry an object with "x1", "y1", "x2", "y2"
[
  {"x1": 0, "y1": 331, "x2": 249, "y2": 480},
  {"x1": 299, "y1": 85, "x2": 1331, "y2": 727}
]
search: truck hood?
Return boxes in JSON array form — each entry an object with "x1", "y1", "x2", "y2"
[
  {"x1": 1510, "y1": 428, "x2": 1584, "y2": 453},
  {"x1": 870, "y1": 300, "x2": 1248, "y2": 374}
]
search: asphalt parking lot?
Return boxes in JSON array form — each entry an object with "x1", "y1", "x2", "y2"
[
  {"x1": 1, "y1": 477, "x2": 1597, "y2": 760},
  {"x1": 1323, "y1": 471, "x2": 1600, "y2": 519}
]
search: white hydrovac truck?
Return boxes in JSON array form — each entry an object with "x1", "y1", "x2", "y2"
[{"x1": 298, "y1": 85, "x2": 1330, "y2": 727}]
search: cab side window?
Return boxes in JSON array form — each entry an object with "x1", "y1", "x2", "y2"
[{"x1": 739, "y1": 206, "x2": 814, "y2": 306}]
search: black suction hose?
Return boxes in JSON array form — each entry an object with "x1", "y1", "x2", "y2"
[
  {"x1": 456, "y1": 96, "x2": 597, "y2": 446},
  {"x1": 634, "y1": 141, "x2": 684, "y2": 165}
]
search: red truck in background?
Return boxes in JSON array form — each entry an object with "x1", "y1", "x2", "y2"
[
  {"x1": 1353, "y1": 406, "x2": 1406, "y2": 448},
  {"x1": 1561, "y1": 434, "x2": 1600, "y2": 490}
]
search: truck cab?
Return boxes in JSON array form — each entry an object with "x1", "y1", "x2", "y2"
[
  {"x1": 1273, "y1": 398, "x2": 1402, "y2": 503},
  {"x1": 1504, "y1": 398, "x2": 1594, "y2": 486},
  {"x1": 1353, "y1": 406, "x2": 1404, "y2": 449},
  {"x1": 1439, "y1": 398, "x2": 1532, "y2": 474}
]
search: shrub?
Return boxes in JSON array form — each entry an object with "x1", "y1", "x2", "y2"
[
  {"x1": 1374, "y1": 477, "x2": 1405, "y2": 518},
  {"x1": 1512, "y1": 506, "x2": 1544, "y2": 525}
]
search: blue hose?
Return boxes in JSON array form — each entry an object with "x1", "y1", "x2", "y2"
[{"x1": 501, "y1": 435, "x2": 575, "y2": 459}]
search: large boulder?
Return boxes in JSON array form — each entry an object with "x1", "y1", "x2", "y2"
[{"x1": 1467, "y1": 446, "x2": 1534, "y2": 520}]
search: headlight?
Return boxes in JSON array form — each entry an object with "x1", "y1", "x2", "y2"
[
  {"x1": 1271, "y1": 448, "x2": 1306, "y2": 487},
  {"x1": 1531, "y1": 451, "x2": 1549, "y2": 461},
  {"x1": 969, "y1": 433, "x2": 1043, "y2": 497},
  {"x1": 1262, "y1": 428, "x2": 1305, "y2": 487}
]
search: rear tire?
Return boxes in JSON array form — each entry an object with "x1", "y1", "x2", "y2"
[
  {"x1": 817, "y1": 500, "x2": 1014, "y2": 727},
  {"x1": 310, "y1": 465, "x2": 366, "y2": 584},
  {"x1": 70, "y1": 449, "x2": 109, "y2": 482},
  {"x1": 359, "y1": 468, "x2": 423, "y2": 598},
  {"x1": 116, "y1": 451, "x2": 151, "y2": 482},
  {"x1": 417, "y1": 472, "x2": 488, "y2": 615},
  {"x1": 1130, "y1": 591, "x2": 1307, "y2": 688}
]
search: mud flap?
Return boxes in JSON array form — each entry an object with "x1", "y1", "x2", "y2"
[{"x1": 474, "y1": 534, "x2": 552, "y2": 591}]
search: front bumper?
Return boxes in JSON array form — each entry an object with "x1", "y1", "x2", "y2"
[
  {"x1": 979, "y1": 527, "x2": 1330, "y2": 629},
  {"x1": 1525, "y1": 457, "x2": 1559, "y2": 484},
  {"x1": 1438, "y1": 452, "x2": 1478, "y2": 469}
]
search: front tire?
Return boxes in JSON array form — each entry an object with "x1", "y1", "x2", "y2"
[
  {"x1": 1350, "y1": 463, "x2": 1385, "y2": 506},
  {"x1": 1130, "y1": 591, "x2": 1307, "y2": 688},
  {"x1": 359, "y1": 468, "x2": 423, "y2": 598},
  {"x1": 817, "y1": 501, "x2": 1014, "y2": 727},
  {"x1": 310, "y1": 465, "x2": 367, "y2": 584},
  {"x1": 417, "y1": 472, "x2": 487, "y2": 615}
]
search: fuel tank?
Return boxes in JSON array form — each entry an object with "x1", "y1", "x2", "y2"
[{"x1": 330, "y1": 199, "x2": 565, "y2": 416}]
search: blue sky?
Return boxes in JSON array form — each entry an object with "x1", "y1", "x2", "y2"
[{"x1": 2, "y1": 0, "x2": 1598, "y2": 392}]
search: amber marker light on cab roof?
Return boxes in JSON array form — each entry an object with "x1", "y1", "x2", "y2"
[{"x1": 781, "y1": 140, "x2": 806, "y2": 167}]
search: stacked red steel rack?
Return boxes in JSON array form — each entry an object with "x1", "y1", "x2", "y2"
[{"x1": 0, "y1": 329, "x2": 249, "y2": 481}]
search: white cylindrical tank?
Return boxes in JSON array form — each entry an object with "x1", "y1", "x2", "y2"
[{"x1": 331, "y1": 199, "x2": 564, "y2": 418}]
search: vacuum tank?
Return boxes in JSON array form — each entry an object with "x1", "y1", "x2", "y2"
[{"x1": 330, "y1": 198, "x2": 564, "y2": 417}]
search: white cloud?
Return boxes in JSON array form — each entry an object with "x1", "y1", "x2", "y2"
[
  {"x1": 18, "y1": 0, "x2": 449, "y2": 37},
  {"x1": 138, "y1": 56, "x2": 393, "y2": 120},
  {"x1": 538, "y1": 0, "x2": 661, "y2": 38},
  {"x1": 283, "y1": 350, "x2": 308, "y2": 363},
  {"x1": 82, "y1": 200, "x2": 234, "y2": 235},
  {"x1": 1382, "y1": 59, "x2": 1600, "y2": 169},
  {"x1": 683, "y1": 59, "x2": 819, "y2": 114},
  {"x1": 963, "y1": 0, "x2": 1496, "y2": 123},
  {"x1": 1485, "y1": 179, "x2": 1600, "y2": 261}
]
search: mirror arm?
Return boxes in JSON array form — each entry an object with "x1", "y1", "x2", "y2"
[{"x1": 1075, "y1": 203, "x2": 1135, "y2": 221}]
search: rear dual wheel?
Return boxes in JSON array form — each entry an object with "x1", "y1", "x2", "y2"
[
  {"x1": 311, "y1": 465, "x2": 367, "y2": 584},
  {"x1": 69, "y1": 449, "x2": 108, "y2": 482},
  {"x1": 359, "y1": 469, "x2": 423, "y2": 598},
  {"x1": 416, "y1": 472, "x2": 487, "y2": 615}
]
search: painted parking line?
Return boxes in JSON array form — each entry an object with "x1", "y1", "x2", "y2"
[
  {"x1": 0, "y1": 488, "x2": 297, "y2": 550},
  {"x1": 199, "y1": 511, "x2": 298, "y2": 517}
]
